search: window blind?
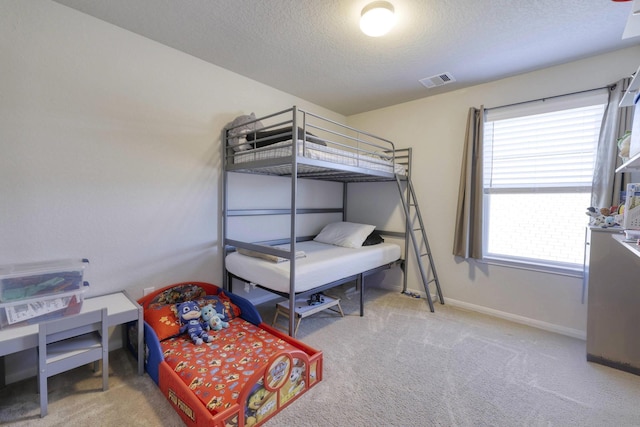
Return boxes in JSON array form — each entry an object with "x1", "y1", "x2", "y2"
[{"x1": 484, "y1": 92, "x2": 607, "y2": 192}]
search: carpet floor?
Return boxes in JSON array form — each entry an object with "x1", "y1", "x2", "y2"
[{"x1": 2, "y1": 285, "x2": 640, "y2": 426}]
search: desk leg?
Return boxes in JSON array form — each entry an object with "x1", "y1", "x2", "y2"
[
  {"x1": 123, "y1": 291, "x2": 145, "y2": 376},
  {"x1": 137, "y1": 306, "x2": 143, "y2": 375}
]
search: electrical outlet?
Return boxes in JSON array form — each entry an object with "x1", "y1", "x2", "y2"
[{"x1": 143, "y1": 286, "x2": 155, "y2": 296}]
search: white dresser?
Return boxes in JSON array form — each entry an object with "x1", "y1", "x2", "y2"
[{"x1": 585, "y1": 226, "x2": 640, "y2": 375}]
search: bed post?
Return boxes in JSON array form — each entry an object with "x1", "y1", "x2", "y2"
[
  {"x1": 402, "y1": 148, "x2": 412, "y2": 293},
  {"x1": 222, "y1": 125, "x2": 230, "y2": 292},
  {"x1": 288, "y1": 106, "x2": 299, "y2": 337},
  {"x1": 343, "y1": 182, "x2": 348, "y2": 222}
]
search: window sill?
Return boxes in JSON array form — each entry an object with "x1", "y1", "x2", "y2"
[{"x1": 479, "y1": 256, "x2": 584, "y2": 278}]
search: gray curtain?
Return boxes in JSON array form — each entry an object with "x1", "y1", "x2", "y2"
[
  {"x1": 591, "y1": 77, "x2": 633, "y2": 209},
  {"x1": 453, "y1": 106, "x2": 484, "y2": 259}
]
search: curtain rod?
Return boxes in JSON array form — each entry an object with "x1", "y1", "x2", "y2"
[{"x1": 486, "y1": 84, "x2": 613, "y2": 112}]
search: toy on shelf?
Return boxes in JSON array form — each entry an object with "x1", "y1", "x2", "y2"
[
  {"x1": 586, "y1": 206, "x2": 621, "y2": 228},
  {"x1": 623, "y1": 183, "x2": 640, "y2": 230}
]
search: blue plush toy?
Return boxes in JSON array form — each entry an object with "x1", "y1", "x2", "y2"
[
  {"x1": 177, "y1": 301, "x2": 212, "y2": 345},
  {"x1": 201, "y1": 303, "x2": 229, "y2": 331}
]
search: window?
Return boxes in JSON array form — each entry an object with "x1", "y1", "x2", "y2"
[{"x1": 482, "y1": 90, "x2": 607, "y2": 273}]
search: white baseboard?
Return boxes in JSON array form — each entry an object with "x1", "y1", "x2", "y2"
[
  {"x1": 248, "y1": 282, "x2": 587, "y2": 341},
  {"x1": 442, "y1": 296, "x2": 586, "y2": 341}
]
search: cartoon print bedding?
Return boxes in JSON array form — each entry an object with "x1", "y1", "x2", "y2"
[{"x1": 136, "y1": 282, "x2": 322, "y2": 427}]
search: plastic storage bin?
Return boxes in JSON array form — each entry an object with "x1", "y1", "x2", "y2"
[
  {"x1": 0, "y1": 258, "x2": 88, "y2": 303},
  {"x1": 0, "y1": 258, "x2": 89, "y2": 328}
]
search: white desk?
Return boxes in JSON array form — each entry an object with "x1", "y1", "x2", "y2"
[{"x1": 0, "y1": 291, "x2": 143, "y2": 385}]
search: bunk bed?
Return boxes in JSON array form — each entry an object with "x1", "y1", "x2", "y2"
[
  {"x1": 137, "y1": 282, "x2": 322, "y2": 427},
  {"x1": 222, "y1": 106, "x2": 414, "y2": 337}
]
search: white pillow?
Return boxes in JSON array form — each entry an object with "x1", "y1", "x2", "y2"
[{"x1": 313, "y1": 222, "x2": 376, "y2": 249}]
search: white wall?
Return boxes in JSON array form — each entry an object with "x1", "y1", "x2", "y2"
[
  {"x1": 347, "y1": 46, "x2": 640, "y2": 338},
  {"x1": 0, "y1": 0, "x2": 343, "y2": 305}
]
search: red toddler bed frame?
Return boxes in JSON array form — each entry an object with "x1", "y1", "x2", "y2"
[{"x1": 136, "y1": 282, "x2": 323, "y2": 427}]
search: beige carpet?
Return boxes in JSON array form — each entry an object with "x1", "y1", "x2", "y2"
[{"x1": 2, "y1": 285, "x2": 640, "y2": 426}]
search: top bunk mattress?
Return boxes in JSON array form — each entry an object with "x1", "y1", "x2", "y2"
[
  {"x1": 233, "y1": 139, "x2": 407, "y2": 176},
  {"x1": 225, "y1": 240, "x2": 401, "y2": 294}
]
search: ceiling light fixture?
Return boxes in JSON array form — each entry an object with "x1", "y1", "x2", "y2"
[{"x1": 360, "y1": 1, "x2": 396, "y2": 37}]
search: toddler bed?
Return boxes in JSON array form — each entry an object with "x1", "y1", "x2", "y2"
[{"x1": 137, "y1": 282, "x2": 322, "y2": 427}]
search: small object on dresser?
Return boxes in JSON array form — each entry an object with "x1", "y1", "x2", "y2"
[
  {"x1": 624, "y1": 230, "x2": 640, "y2": 240},
  {"x1": 622, "y1": 183, "x2": 640, "y2": 230}
]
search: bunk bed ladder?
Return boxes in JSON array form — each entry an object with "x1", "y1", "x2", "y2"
[{"x1": 395, "y1": 175, "x2": 444, "y2": 312}]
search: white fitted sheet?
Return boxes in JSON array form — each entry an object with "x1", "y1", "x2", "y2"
[
  {"x1": 234, "y1": 140, "x2": 407, "y2": 176},
  {"x1": 225, "y1": 240, "x2": 401, "y2": 294}
]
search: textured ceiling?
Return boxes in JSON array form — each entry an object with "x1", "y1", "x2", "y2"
[{"x1": 53, "y1": 0, "x2": 640, "y2": 116}]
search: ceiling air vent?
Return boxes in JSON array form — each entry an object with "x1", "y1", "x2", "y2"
[{"x1": 419, "y1": 72, "x2": 456, "y2": 89}]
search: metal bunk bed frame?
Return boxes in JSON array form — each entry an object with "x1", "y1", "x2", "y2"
[{"x1": 222, "y1": 106, "x2": 443, "y2": 337}]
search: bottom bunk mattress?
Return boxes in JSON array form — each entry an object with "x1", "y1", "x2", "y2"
[
  {"x1": 225, "y1": 240, "x2": 401, "y2": 294},
  {"x1": 138, "y1": 282, "x2": 323, "y2": 427}
]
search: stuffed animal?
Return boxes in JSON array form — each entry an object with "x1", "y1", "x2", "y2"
[
  {"x1": 586, "y1": 206, "x2": 619, "y2": 228},
  {"x1": 586, "y1": 207, "x2": 606, "y2": 226},
  {"x1": 227, "y1": 113, "x2": 264, "y2": 152},
  {"x1": 177, "y1": 301, "x2": 212, "y2": 345},
  {"x1": 201, "y1": 304, "x2": 229, "y2": 331}
]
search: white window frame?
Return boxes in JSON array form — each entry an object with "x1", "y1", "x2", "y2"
[{"x1": 481, "y1": 90, "x2": 608, "y2": 275}]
